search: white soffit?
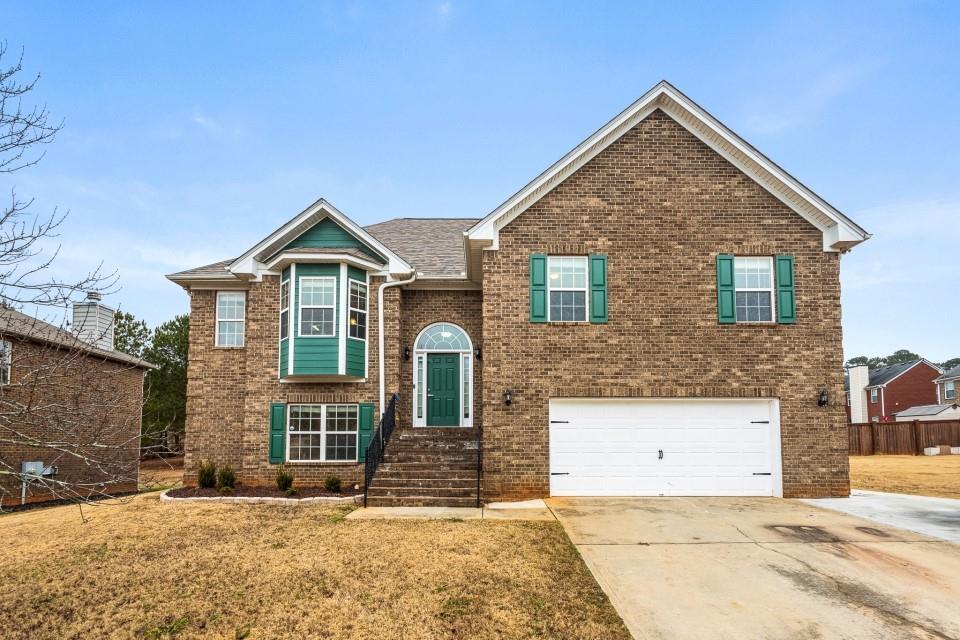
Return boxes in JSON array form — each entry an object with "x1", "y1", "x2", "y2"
[
  {"x1": 229, "y1": 198, "x2": 413, "y2": 278},
  {"x1": 467, "y1": 81, "x2": 870, "y2": 253}
]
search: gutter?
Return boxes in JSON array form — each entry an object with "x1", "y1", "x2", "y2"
[{"x1": 378, "y1": 272, "x2": 417, "y2": 417}]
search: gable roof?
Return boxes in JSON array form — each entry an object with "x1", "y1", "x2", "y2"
[
  {"x1": 935, "y1": 365, "x2": 960, "y2": 382},
  {"x1": 865, "y1": 359, "x2": 942, "y2": 388},
  {"x1": 365, "y1": 218, "x2": 477, "y2": 278},
  {"x1": 895, "y1": 404, "x2": 959, "y2": 418},
  {"x1": 467, "y1": 80, "x2": 870, "y2": 254},
  {"x1": 228, "y1": 199, "x2": 412, "y2": 278},
  {"x1": 0, "y1": 307, "x2": 154, "y2": 369}
]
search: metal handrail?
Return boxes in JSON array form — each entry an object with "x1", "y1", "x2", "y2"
[{"x1": 363, "y1": 393, "x2": 399, "y2": 507}]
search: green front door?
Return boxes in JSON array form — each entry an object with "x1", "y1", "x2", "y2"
[{"x1": 427, "y1": 353, "x2": 460, "y2": 426}]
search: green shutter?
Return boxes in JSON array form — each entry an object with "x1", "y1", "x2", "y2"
[
  {"x1": 589, "y1": 254, "x2": 608, "y2": 324},
  {"x1": 268, "y1": 403, "x2": 286, "y2": 464},
  {"x1": 716, "y1": 254, "x2": 736, "y2": 324},
  {"x1": 775, "y1": 255, "x2": 796, "y2": 324},
  {"x1": 529, "y1": 253, "x2": 547, "y2": 323},
  {"x1": 357, "y1": 403, "x2": 375, "y2": 462}
]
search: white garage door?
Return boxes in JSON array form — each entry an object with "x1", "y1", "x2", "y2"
[{"x1": 549, "y1": 398, "x2": 782, "y2": 497}]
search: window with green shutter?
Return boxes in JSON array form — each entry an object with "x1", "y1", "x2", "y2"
[
  {"x1": 717, "y1": 254, "x2": 796, "y2": 324},
  {"x1": 268, "y1": 403, "x2": 286, "y2": 464},
  {"x1": 589, "y1": 254, "x2": 607, "y2": 324}
]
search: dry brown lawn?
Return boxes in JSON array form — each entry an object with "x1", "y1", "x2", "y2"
[
  {"x1": 849, "y1": 454, "x2": 960, "y2": 499},
  {"x1": 0, "y1": 494, "x2": 629, "y2": 640}
]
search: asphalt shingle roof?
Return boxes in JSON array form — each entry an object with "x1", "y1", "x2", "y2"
[
  {"x1": 936, "y1": 365, "x2": 960, "y2": 382},
  {"x1": 365, "y1": 218, "x2": 478, "y2": 278},
  {"x1": 866, "y1": 360, "x2": 923, "y2": 387},
  {"x1": 168, "y1": 259, "x2": 236, "y2": 279}
]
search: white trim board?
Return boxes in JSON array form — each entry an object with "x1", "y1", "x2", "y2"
[{"x1": 467, "y1": 81, "x2": 870, "y2": 254}]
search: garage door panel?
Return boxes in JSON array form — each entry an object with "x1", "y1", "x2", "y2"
[{"x1": 549, "y1": 398, "x2": 779, "y2": 497}]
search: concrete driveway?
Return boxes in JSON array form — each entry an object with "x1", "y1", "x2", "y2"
[
  {"x1": 547, "y1": 497, "x2": 960, "y2": 640},
  {"x1": 805, "y1": 490, "x2": 960, "y2": 543}
]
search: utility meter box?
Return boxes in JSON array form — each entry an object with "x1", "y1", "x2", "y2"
[{"x1": 21, "y1": 461, "x2": 44, "y2": 476}]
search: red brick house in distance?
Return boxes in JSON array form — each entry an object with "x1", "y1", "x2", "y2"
[
  {"x1": 845, "y1": 360, "x2": 943, "y2": 423},
  {"x1": 169, "y1": 81, "x2": 870, "y2": 505}
]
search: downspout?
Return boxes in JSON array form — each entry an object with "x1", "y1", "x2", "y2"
[{"x1": 378, "y1": 272, "x2": 417, "y2": 416}]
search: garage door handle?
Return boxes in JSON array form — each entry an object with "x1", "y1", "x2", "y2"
[
  {"x1": 551, "y1": 472, "x2": 570, "y2": 476},
  {"x1": 550, "y1": 420, "x2": 569, "y2": 424},
  {"x1": 752, "y1": 472, "x2": 771, "y2": 476},
  {"x1": 750, "y1": 420, "x2": 770, "y2": 424},
  {"x1": 658, "y1": 449, "x2": 663, "y2": 459}
]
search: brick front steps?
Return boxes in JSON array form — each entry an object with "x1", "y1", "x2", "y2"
[{"x1": 366, "y1": 427, "x2": 480, "y2": 507}]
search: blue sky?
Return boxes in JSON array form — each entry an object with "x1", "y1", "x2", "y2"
[{"x1": 4, "y1": 1, "x2": 958, "y2": 362}]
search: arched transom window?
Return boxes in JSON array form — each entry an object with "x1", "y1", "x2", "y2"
[{"x1": 415, "y1": 323, "x2": 471, "y2": 351}]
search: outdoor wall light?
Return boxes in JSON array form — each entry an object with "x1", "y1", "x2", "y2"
[
  {"x1": 474, "y1": 346, "x2": 482, "y2": 361},
  {"x1": 503, "y1": 389, "x2": 513, "y2": 406},
  {"x1": 403, "y1": 345, "x2": 411, "y2": 361},
  {"x1": 817, "y1": 389, "x2": 829, "y2": 407}
]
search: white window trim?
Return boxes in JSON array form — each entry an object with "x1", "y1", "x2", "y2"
[
  {"x1": 733, "y1": 256, "x2": 776, "y2": 324},
  {"x1": 279, "y1": 279, "x2": 290, "y2": 342},
  {"x1": 0, "y1": 340, "x2": 11, "y2": 385},
  {"x1": 347, "y1": 278, "x2": 368, "y2": 342},
  {"x1": 298, "y1": 276, "x2": 336, "y2": 338},
  {"x1": 945, "y1": 381, "x2": 955, "y2": 400},
  {"x1": 215, "y1": 291, "x2": 246, "y2": 347},
  {"x1": 547, "y1": 255, "x2": 589, "y2": 323},
  {"x1": 411, "y1": 322, "x2": 474, "y2": 428},
  {"x1": 285, "y1": 403, "x2": 359, "y2": 464}
]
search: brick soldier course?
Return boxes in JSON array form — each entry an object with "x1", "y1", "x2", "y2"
[{"x1": 170, "y1": 81, "x2": 869, "y2": 504}]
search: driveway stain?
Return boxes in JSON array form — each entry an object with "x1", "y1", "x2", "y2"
[
  {"x1": 856, "y1": 526, "x2": 892, "y2": 537},
  {"x1": 766, "y1": 525, "x2": 843, "y2": 543}
]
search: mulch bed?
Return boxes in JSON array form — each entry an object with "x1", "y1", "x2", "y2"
[{"x1": 166, "y1": 486, "x2": 362, "y2": 499}]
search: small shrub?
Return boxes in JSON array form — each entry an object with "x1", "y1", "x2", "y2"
[
  {"x1": 324, "y1": 475, "x2": 342, "y2": 493},
  {"x1": 219, "y1": 486, "x2": 234, "y2": 496},
  {"x1": 284, "y1": 487, "x2": 298, "y2": 497},
  {"x1": 197, "y1": 460, "x2": 216, "y2": 489},
  {"x1": 217, "y1": 465, "x2": 236, "y2": 491},
  {"x1": 275, "y1": 464, "x2": 294, "y2": 492}
]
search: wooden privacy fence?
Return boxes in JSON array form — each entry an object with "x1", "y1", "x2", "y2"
[{"x1": 849, "y1": 420, "x2": 960, "y2": 455}]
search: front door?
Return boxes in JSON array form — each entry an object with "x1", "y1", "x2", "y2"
[{"x1": 427, "y1": 353, "x2": 460, "y2": 426}]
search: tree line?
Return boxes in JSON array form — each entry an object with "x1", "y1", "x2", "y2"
[{"x1": 846, "y1": 349, "x2": 959, "y2": 372}]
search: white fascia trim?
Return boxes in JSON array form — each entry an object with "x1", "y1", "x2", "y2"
[
  {"x1": 264, "y1": 251, "x2": 385, "y2": 273},
  {"x1": 467, "y1": 81, "x2": 870, "y2": 253},
  {"x1": 229, "y1": 198, "x2": 413, "y2": 278},
  {"x1": 338, "y1": 264, "x2": 347, "y2": 375}
]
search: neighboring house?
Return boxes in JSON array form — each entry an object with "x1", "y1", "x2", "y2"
[
  {"x1": 168, "y1": 81, "x2": 869, "y2": 505},
  {"x1": 934, "y1": 365, "x2": 959, "y2": 404},
  {"x1": 845, "y1": 360, "x2": 943, "y2": 423},
  {"x1": 895, "y1": 404, "x2": 960, "y2": 422},
  {"x1": 0, "y1": 295, "x2": 154, "y2": 508}
]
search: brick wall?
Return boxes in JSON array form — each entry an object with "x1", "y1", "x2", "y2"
[
  {"x1": 480, "y1": 109, "x2": 850, "y2": 500},
  {"x1": 0, "y1": 336, "x2": 144, "y2": 507},
  {"x1": 866, "y1": 362, "x2": 941, "y2": 422}
]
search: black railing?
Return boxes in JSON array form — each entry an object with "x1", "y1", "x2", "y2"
[
  {"x1": 475, "y1": 426, "x2": 482, "y2": 508},
  {"x1": 363, "y1": 393, "x2": 399, "y2": 507}
]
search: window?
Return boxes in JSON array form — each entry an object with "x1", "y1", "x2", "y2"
[
  {"x1": 299, "y1": 277, "x2": 335, "y2": 337},
  {"x1": 287, "y1": 404, "x2": 358, "y2": 462},
  {"x1": 547, "y1": 256, "x2": 587, "y2": 322},
  {"x1": 0, "y1": 340, "x2": 10, "y2": 385},
  {"x1": 870, "y1": 388, "x2": 878, "y2": 403},
  {"x1": 215, "y1": 292, "x2": 246, "y2": 347},
  {"x1": 348, "y1": 280, "x2": 367, "y2": 340},
  {"x1": 279, "y1": 280, "x2": 289, "y2": 341},
  {"x1": 946, "y1": 381, "x2": 956, "y2": 400},
  {"x1": 734, "y1": 257, "x2": 774, "y2": 322}
]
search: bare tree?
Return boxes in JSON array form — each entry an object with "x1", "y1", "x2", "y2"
[{"x1": 0, "y1": 43, "x2": 151, "y2": 511}]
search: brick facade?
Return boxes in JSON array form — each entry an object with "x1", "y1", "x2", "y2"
[
  {"x1": 0, "y1": 336, "x2": 145, "y2": 508},
  {"x1": 182, "y1": 108, "x2": 854, "y2": 501},
  {"x1": 480, "y1": 110, "x2": 849, "y2": 499},
  {"x1": 865, "y1": 362, "x2": 941, "y2": 422}
]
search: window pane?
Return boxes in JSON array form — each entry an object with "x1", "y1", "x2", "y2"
[
  {"x1": 301, "y1": 278, "x2": 335, "y2": 306},
  {"x1": 734, "y1": 258, "x2": 772, "y2": 291},
  {"x1": 548, "y1": 257, "x2": 587, "y2": 289},
  {"x1": 415, "y1": 323, "x2": 470, "y2": 350},
  {"x1": 463, "y1": 356, "x2": 470, "y2": 419},
  {"x1": 325, "y1": 433, "x2": 357, "y2": 461},
  {"x1": 349, "y1": 281, "x2": 367, "y2": 309},
  {"x1": 301, "y1": 307, "x2": 335, "y2": 336},
  {"x1": 280, "y1": 310, "x2": 289, "y2": 340},
  {"x1": 349, "y1": 308, "x2": 366, "y2": 339},
  {"x1": 416, "y1": 356, "x2": 424, "y2": 419},
  {"x1": 217, "y1": 293, "x2": 245, "y2": 321},
  {"x1": 550, "y1": 290, "x2": 586, "y2": 322},
  {"x1": 218, "y1": 320, "x2": 244, "y2": 346},
  {"x1": 735, "y1": 291, "x2": 772, "y2": 322},
  {"x1": 280, "y1": 281, "x2": 289, "y2": 310},
  {"x1": 325, "y1": 405, "x2": 358, "y2": 432},
  {"x1": 289, "y1": 405, "x2": 323, "y2": 431}
]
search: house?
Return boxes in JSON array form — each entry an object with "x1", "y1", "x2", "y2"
[
  {"x1": 845, "y1": 359, "x2": 943, "y2": 423},
  {"x1": 894, "y1": 404, "x2": 960, "y2": 422},
  {"x1": 934, "y1": 365, "x2": 959, "y2": 404},
  {"x1": 168, "y1": 81, "x2": 869, "y2": 505},
  {"x1": 0, "y1": 295, "x2": 154, "y2": 508}
]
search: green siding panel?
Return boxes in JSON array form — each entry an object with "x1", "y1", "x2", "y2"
[
  {"x1": 279, "y1": 339, "x2": 289, "y2": 378},
  {"x1": 346, "y1": 339, "x2": 366, "y2": 378},
  {"x1": 282, "y1": 217, "x2": 383, "y2": 261},
  {"x1": 269, "y1": 403, "x2": 286, "y2": 464},
  {"x1": 589, "y1": 254, "x2": 608, "y2": 324},
  {"x1": 775, "y1": 255, "x2": 797, "y2": 324},
  {"x1": 357, "y1": 403, "x2": 375, "y2": 462},
  {"x1": 716, "y1": 254, "x2": 736, "y2": 324},
  {"x1": 529, "y1": 253, "x2": 547, "y2": 323}
]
